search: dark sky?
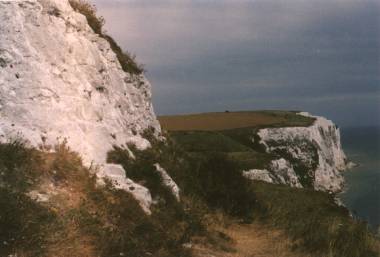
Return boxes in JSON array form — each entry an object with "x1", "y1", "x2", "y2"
[{"x1": 93, "y1": 0, "x2": 380, "y2": 127}]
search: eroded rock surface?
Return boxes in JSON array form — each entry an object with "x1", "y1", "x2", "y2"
[
  {"x1": 0, "y1": 0, "x2": 160, "y2": 211},
  {"x1": 257, "y1": 112, "x2": 347, "y2": 192}
]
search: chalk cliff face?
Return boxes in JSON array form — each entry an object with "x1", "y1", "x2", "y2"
[
  {"x1": 0, "y1": 0, "x2": 160, "y2": 211},
  {"x1": 243, "y1": 158, "x2": 302, "y2": 188},
  {"x1": 254, "y1": 112, "x2": 347, "y2": 192}
]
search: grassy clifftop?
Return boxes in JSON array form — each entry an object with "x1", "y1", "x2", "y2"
[{"x1": 159, "y1": 111, "x2": 315, "y2": 131}]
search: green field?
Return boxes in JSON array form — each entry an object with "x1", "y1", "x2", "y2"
[{"x1": 159, "y1": 110, "x2": 315, "y2": 131}]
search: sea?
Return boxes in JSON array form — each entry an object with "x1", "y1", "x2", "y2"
[{"x1": 340, "y1": 127, "x2": 380, "y2": 231}]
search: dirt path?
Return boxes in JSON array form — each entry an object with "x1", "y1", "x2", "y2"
[{"x1": 192, "y1": 223, "x2": 311, "y2": 257}]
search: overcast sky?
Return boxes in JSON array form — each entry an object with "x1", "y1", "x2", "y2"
[{"x1": 93, "y1": 0, "x2": 379, "y2": 127}]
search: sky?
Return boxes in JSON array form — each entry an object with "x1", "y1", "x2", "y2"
[{"x1": 92, "y1": 0, "x2": 380, "y2": 127}]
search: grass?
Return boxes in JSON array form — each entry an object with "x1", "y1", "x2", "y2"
[
  {"x1": 159, "y1": 111, "x2": 315, "y2": 131},
  {"x1": 227, "y1": 151, "x2": 274, "y2": 170},
  {"x1": 0, "y1": 134, "x2": 378, "y2": 257},
  {"x1": 156, "y1": 119, "x2": 380, "y2": 257},
  {"x1": 0, "y1": 140, "x2": 54, "y2": 256},
  {"x1": 68, "y1": 0, "x2": 104, "y2": 34},
  {"x1": 220, "y1": 127, "x2": 266, "y2": 151},
  {"x1": 68, "y1": 0, "x2": 144, "y2": 75},
  {"x1": 108, "y1": 133, "x2": 255, "y2": 219},
  {"x1": 0, "y1": 124, "x2": 376, "y2": 257},
  {"x1": 0, "y1": 188, "x2": 56, "y2": 256},
  {"x1": 186, "y1": 153, "x2": 256, "y2": 218},
  {"x1": 170, "y1": 131, "x2": 252, "y2": 152},
  {"x1": 252, "y1": 182, "x2": 380, "y2": 257},
  {"x1": 159, "y1": 111, "x2": 321, "y2": 188},
  {"x1": 0, "y1": 140, "x2": 198, "y2": 257}
]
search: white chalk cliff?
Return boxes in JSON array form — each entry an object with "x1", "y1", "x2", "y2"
[
  {"x1": 255, "y1": 112, "x2": 347, "y2": 192},
  {"x1": 0, "y1": 0, "x2": 161, "y2": 212},
  {"x1": 243, "y1": 158, "x2": 302, "y2": 188}
]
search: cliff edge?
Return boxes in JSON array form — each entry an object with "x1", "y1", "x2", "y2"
[{"x1": 256, "y1": 112, "x2": 347, "y2": 192}]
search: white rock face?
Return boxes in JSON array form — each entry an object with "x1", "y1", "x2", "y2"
[
  {"x1": 99, "y1": 164, "x2": 153, "y2": 213},
  {"x1": 269, "y1": 158, "x2": 302, "y2": 187},
  {"x1": 27, "y1": 190, "x2": 50, "y2": 203},
  {"x1": 257, "y1": 112, "x2": 347, "y2": 192},
  {"x1": 0, "y1": 0, "x2": 160, "y2": 210},
  {"x1": 243, "y1": 169, "x2": 274, "y2": 183},
  {"x1": 154, "y1": 164, "x2": 180, "y2": 201},
  {"x1": 243, "y1": 159, "x2": 302, "y2": 188}
]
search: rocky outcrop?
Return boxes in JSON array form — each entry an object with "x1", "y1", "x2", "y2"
[
  {"x1": 243, "y1": 169, "x2": 275, "y2": 184},
  {"x1": 256, "y1": 112, "x2": 347, "y2": 192},
  {"x1": 243, "y1": 158, "x2": 302, "y2": 188},
  {"x1": 0, "y1": 0, "x2": 160, "y2": 211},
  {"x1": 154, "y1": 164, "x2": 180, "y2": 201}
]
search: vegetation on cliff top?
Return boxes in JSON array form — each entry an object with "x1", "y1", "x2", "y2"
[
  {"x1": 68, "y1": 0, "x2": 144, "y2": 75},
  {"x1": 160, "y1": 111, "x2": 320, "y2": 188},
  {"x1": 158, "y1": 111, "x2": 315, "y2": 131}
]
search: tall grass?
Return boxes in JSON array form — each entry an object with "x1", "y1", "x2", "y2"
[
  {"x1": 252, "y1": 182, "x2": 379, "y2": 257},
  {"x1": 0, "y1": 141, "x2": 195, "y2": 257},
  {"x1": 0, "y1": 141, "x2": 55, "y2": 256},
  {"x1": 0, "y1": 133, "x2": 378, "y2": 257},
  {"x1": 166, "y1": 127, "x2": 380, "y2": 257}
]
